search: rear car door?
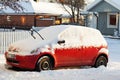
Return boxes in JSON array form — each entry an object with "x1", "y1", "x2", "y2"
[{"x1": 81, "y1": 46, "x2": 98, "y2": 65}]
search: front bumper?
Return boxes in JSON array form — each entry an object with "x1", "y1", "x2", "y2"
[{"x1": 5, "y1": 52, "x2": 38, "y2": 70}]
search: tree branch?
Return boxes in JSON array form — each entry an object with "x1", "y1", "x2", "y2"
[{"x1": 61, "y1": 4, "x2": 72, "y2": 17}]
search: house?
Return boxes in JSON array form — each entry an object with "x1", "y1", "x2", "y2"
[
  {"x1": 0, "y1": 0, "x2": 71, "y2": 29},
  {"x1": 86, "y1": 0, "x2": 120, "y2": 36},
  {"x1": 0, "y1": 0, "x2": 35, "y2": 29},
  {"x1": 33, "y1": 1, "x2": 72, "y2": 26}
]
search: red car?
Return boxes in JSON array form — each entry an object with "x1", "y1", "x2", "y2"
[{"x1": 5, "y1": 25, "x2": 108, "y2": 71}]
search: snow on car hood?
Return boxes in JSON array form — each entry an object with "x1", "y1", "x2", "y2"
[
  {"x1": 8, "y1": 25, "x2": 68, "y2": 55},
  {"x1": 8, "y1": 38, "x2": 54, "y2": 55}
]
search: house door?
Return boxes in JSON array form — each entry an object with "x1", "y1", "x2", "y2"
[
  {"x1": 107, "y1": 13, "x2": 118, "y2": 29},
  {"x1": 92, "y1": 14, "x2": 97, "y2": 29}
]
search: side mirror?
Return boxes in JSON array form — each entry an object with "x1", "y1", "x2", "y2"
[{"x1": 57, "y1": 40, "x2": 65, "y2": 45}]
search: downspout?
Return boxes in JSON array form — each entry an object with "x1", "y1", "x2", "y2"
[
  {"x1": 118, "y1": 12, "x2": 120, "y2": 36},
  {"x1": 93, "y1": 12, "x2": 99, "y2": 29},
  {"x1": 34, "y1": 13, "x2": 36, "y2": 27}
]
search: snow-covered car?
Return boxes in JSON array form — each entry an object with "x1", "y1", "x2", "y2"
[{"x1": 5, "y1": 25, "x2": 108, "y2": 71}]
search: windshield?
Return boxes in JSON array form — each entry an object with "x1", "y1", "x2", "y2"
[{"x1": 33, "y1": 25, "x2": 68, "y2": 40}]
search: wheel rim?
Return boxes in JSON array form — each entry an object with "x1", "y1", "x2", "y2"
[
  {"x1": 98, "y1": 59, "x2": 105, "y2": 66},
  {"x1": 41, "y1": 61, "x2": 50, "y2": 70},
  {"x1": 95, "y1": 56, "x2": 107, "y2": 67},
  {"x1": 37, "y1": 56, "x2": 53, "y2": 71}
]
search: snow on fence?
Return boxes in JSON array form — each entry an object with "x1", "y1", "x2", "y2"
[{"x1": 0, "y1": 29, "x2": 31, "y2": 54}]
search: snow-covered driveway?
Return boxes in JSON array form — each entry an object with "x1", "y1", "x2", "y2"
[{"x1": 0, "y1": 38, "x2": 120, "y2": 80}]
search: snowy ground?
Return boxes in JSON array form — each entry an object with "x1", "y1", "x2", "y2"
[{"x1": 0, "y1": 37, "x2": 120, "y2": 80}]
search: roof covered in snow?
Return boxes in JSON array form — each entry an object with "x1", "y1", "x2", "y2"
[
  {"x1": 33, "y1": 2, "x2": 71, "y2": 17},
  {"x1": 0, "y1": 0, "x2": 35, "y2": 14},
  {"x1": 0, "y1": 0, "x2": 71, "y2": 17},
  {"x1": 86, "y1": 0, "x2": 120, "y2": 11}
]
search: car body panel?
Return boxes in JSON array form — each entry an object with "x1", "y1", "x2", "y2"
[
  {"x1": 5, "y1": 25, "x2": 108, "y2": 70},
  {"x1": 5, "y1": 52, "x2": 38, "y2": 69},
  {"x1": 54, "y1": 48, "x2": 83, "y2": 67}
]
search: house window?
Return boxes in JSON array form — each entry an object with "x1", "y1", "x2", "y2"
[
  {"x1": 21, "y1": 16, "x2": 26, "y2": 25},
  {"x1": 55, "y1": 20, "x2": 60, "y2": 25},
  {"x1": 62, "y1": 18, "x2": 70, "y2": 23},
  {"x1": 37, "y1": 16, "x2": 55, "y2": 20},
  {"x1": 109, "y1": 15, "x2": 116, "y2": 25},
  {"x1": 107, "y1": 13, "x2": 118, "y2": 28}
]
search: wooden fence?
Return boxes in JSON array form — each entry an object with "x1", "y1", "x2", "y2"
[{"x1": 0, "y1": 29, "x2": 31, "y2": 54}]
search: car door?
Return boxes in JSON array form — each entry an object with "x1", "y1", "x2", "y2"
[
  {"x1": 80, "y1": 30, "x2": 100, "y2": 65},
  {"x1": 81, "y1": 46, "x2": 98, "y2": 65},
  {"x1": 54, "y1": 40, "x2": 83, "y2": 67},
  {"x1": 54, "y1": 27, "x2": 83, "y2": 67}
]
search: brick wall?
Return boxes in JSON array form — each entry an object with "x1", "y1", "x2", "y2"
[
  {"x1": 0, "y1": 14, "x2": 64, "y2": 28},
  {"x1": 36, "y1": 19, "x2": 54, "y2": 27},
  {"x1": 0, "y1": 15, "x2": 35, "y2": 29}
]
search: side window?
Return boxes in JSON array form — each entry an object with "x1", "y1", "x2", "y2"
[{"x1": 58, "y1": 27, "x2": 82, "y2": 47}]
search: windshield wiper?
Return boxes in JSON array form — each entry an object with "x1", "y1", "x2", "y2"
[{"x1": 30, "y1": 27, "x2": 44, "y2": 40}]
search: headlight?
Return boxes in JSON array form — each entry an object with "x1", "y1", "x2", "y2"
[
  {"x1": 8, "y1": 47, "x2": 20, "y2": 52},
  {"x1": 6, "y1": 53, "x2": 16, "y2": 59}
]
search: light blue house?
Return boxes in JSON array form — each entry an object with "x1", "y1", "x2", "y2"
[{"x1": 86, "y1": 0, "x2": 120, "y2": 36}]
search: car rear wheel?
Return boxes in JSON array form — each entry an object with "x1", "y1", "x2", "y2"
[
  {"x1": 94, "y1": 56, "x2": 107, "y2": 68},
  {"x1": 36, "y1": 56, "x2": 53, "y2": 71}
]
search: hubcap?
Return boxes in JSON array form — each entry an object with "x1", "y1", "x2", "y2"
[
  {"x1": 41, "y1": 61, "x2": 49, "y2": 70},
  {"x1": 99, "y1": 60, "x2": 105, "y2": 66},
  {"x1": 100, "y1": 61, "x2": 104, "y2": 65}
]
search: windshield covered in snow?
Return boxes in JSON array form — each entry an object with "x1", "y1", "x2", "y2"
[{"x1": 33, "y1": 25, "x2": 69, "y2": 40}]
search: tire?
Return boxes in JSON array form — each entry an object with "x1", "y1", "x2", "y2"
[
  {"x1": 94, "y1": 56, "x2": 108, "y2": 68},
  {"x1": 36, "y1": 56, "x2": 53, "y2": 71}
]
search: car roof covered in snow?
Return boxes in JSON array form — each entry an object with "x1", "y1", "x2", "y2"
[{"x1": 37, "y1": 25, "x2": 107, "y2": 47}]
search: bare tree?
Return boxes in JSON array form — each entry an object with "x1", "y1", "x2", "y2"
[
  {"x1": 0, "y1": 0, "x2": 25, "y2": 13},
  {"x1": 58, "y1": 0, "x2": 85, "y2": 24}
]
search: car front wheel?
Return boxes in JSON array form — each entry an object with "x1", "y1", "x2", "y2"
[
  {"x1": 94, "y1": 56, "x2": 108, "y2": 68},
  {"x1": 36, "y1": 56, "x2": 52, "y2": 71}
]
